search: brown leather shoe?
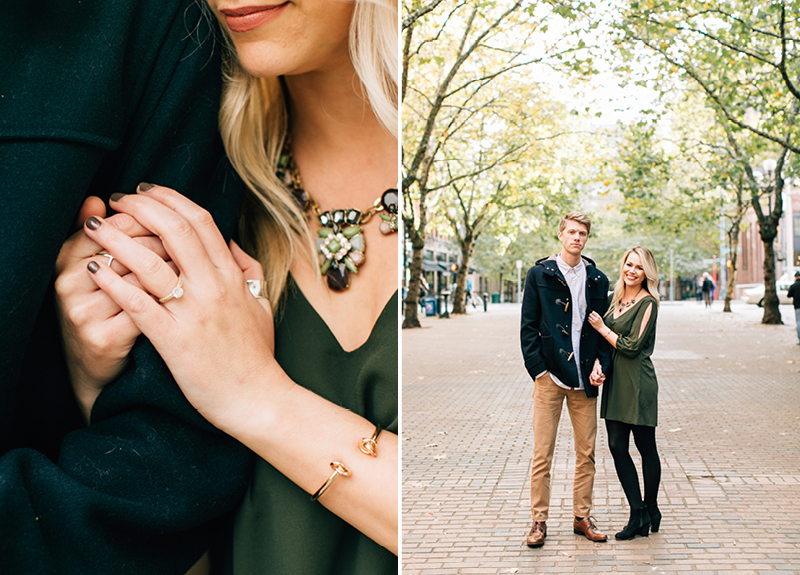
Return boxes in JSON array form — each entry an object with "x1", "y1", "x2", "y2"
[
  {"x1": 525, "y1": 521, "x2": 547, "y2": 548},
  {"x1": 573, "y1": 516, "x2": 607, "y2": 542}
]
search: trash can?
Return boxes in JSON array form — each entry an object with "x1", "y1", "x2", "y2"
[
  {"x1": 491, "y1": 292, "x2": 500, "y2": 304},
  {"x1": 423, "y1": 296, "x2": 437, "y2": 316}
]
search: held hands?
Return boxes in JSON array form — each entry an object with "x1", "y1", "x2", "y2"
[
  {"x1": 82, "y1": 185, "x2": 277, "y2": 431},
  {"x1": 589, "y1": 359, "x2": 605, "y2": 387},
  {"x1": 587, "y1": 313, "x2": 608, "y2": 387},
  {"x1": 55, "y1": 196, "x2": 171, "y2": 420}
]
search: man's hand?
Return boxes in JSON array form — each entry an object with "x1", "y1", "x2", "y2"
[{"x1": 589, "y1": 359, "x2": 605, "y2": 387}]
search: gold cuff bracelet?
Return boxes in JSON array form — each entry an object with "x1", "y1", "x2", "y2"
[
  {"x1": 311, "y1": 461, "x2": 351, "y2": 501},
  {"x1": 358, "y1": 425, "x2": 382, "y2": 457}
]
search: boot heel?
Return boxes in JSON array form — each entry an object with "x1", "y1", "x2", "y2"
[
  {"x1": 638, "y1": 523, "x2": 650, "y2": 537},
  {"x1": 651, "y1": 516, "x2": 661, "y2": 532},
  {"x1": 647, "y1": 505, "x2": 661, "y2": 533}
]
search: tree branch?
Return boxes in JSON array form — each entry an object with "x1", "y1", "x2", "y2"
[
  {"x1": 403, "y1": 0, "x2": 451, "y2": 30},
  {"x1": 634, "y1": 35, "x2": 800, "y2": 155},
  {"x1": 778, "y1": 3, "x2": 800, "y2": 103}
]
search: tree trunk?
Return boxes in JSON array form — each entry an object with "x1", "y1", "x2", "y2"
[
  {"x1": 723, "y1": 226, "x2": 740, "y2": 313},
  {"x1": 403, "y1": 241, "x2": 425, "y2": 329},
  {"x1": 451, "y1": 238, "x2": 474, "y2": 315},
  {"x1": 760, "y1": 239, "x2": 783, "y2": 324}
]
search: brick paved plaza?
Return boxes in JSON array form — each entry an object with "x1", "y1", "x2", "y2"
[{"x1": 402, "y1": 300, "x2": 800, "y2": 574}]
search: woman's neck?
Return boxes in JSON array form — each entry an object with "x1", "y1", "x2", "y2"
[
  {"x1": 283, "y1": 68, "x2": 396, "y2": 209},
  {"x1": 624, "y1": 284, "x2": 644, "y2": 300}
]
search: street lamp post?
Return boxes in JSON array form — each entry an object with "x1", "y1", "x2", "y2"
[
  {"x1": 516, "y1": 259, "x2": 522, "y2": 303},
  {"x1": 669, "y1": 249, "x2": 674, "y2": 301}
]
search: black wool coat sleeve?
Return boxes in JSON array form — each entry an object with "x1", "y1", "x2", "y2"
[{"x1": 0, "y1": 2, "x2": 253, "y2": 573}]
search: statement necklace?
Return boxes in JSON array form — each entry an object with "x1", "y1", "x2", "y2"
[
  {"x1": 277, "y1": 146, "x2": 398, "y2": 292},
  {"x1": 618, "y1": 287, "x2": 643, "y2": 310}
]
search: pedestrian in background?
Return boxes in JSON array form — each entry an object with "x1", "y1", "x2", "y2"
[
  {"x1": 788, "y1": 271, "x2": 800, "y2": 345},
  {"x1": 701, "y1": 272, "x2": 715, "y2": 308},
  {"x1": 520, "y1": 212, "x2": 612, "y2": 549},
  {"x1": 588, "y1": 246, "x2": 662, "y2": 541}
]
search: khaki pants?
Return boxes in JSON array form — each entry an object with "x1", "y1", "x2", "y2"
[{"x1": 530, "y1": 373, "x2": 597, "y2": 521}]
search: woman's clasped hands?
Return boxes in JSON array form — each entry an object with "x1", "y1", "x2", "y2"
[
  {"x1": 55, "y1": 196, "x2": 166, "y2": 420},
  {"x1": 72, "y1": 184, "x2": 278, "y2": 430}
]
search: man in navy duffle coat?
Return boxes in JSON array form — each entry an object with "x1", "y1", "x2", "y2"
[{"x1": 520, "y1": 212, "x2": 612, "y2": 549}]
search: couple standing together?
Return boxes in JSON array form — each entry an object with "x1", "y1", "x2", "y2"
[{"x1": 520, "y1": 212, "x2": 662, "y2": 547}]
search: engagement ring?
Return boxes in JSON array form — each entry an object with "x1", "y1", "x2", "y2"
[{"x1": 158, "y1": 276, "x2": 184, "y2": 304}]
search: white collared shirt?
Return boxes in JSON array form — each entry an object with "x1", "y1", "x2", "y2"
[{"x1": 549, "y1": 254, "x2": 587, "y2": 390}]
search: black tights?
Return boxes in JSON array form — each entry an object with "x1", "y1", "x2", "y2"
[{"x1": 605, "y1": 419, "x2": 661, "y2": 508}]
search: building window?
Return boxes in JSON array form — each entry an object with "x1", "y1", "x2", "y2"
[
  {"x1": 794, "y1": 212, "x2": 800, "y2": 246},
  {"x1": 436, "y1": 252, "x2": 447, "y2": 262},
  {"x1": 423, "y1": 249, "x2": 434, "y2": 261}
]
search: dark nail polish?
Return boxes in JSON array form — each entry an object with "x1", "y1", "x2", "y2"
[
  {"x1": 87, "y1": 261, "x2": 99, "y2": 273},
  {"x1": 86, "y1": 216, "x2": 102, "y2": 230},
  {"x1": 137, "y1": 182, "x2": 155, "y2": 192},
  {"x1": 110, "y1": 192, "x2": 126, "y2": 202}
]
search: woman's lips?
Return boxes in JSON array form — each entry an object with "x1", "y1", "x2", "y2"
[{"x1": 221, "y1": 4, "x2": 288, "y2": 33}]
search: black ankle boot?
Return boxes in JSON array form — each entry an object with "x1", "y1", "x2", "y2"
[
  {"x1": 646, "y1": 504, "x2": 661, "y2": 532},
  {"x1": 615, "y1": 507, "x2": 651, "y2": 540}
]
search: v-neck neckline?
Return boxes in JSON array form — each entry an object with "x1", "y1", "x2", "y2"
[
  {"x1": 287, "y1": 277, "x2": 398, "y2": 354},
  {"x1": 612, "y1": 294, "x2": 651, "y2": 320}
]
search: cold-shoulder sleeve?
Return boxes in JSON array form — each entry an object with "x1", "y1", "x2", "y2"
[{"x1": 615, "y1": 297, "x2": 658, "y2": 359}]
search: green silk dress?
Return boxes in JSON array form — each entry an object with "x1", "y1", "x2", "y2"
[
  {"x1": 229, "y1": 279, "x2": 398, "y2": 574},
  {"x1": 600, "y1": 295, "x2": 659, "y2": 427}
]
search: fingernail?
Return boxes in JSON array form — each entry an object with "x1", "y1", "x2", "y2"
[
  {"x1": 86, "y1": 216, "x2": 102, "y2": 230},
  {"x1": 88, "y1": 261, "x2": 100, "y2": 273},
  {"x1": 137, "y1": 182, "x2": 155, "y2": 192},
  {"x1": 110, "y1": 192, "x2": 126, "y2": 202}
]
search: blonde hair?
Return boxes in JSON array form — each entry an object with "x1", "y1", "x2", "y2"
[
  {"x1": 559, "y1": 212, "x2": 592, "y2": 235},
  {"x1": 214, "y1": 0, "x2": 399, "y2": 304},
  {"x1": 607, "y1": 246, "x2": 660, "y2": 313}
]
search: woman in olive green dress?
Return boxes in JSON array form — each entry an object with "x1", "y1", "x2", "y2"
[
  {"x1": 587, "y1": 246, "x2": 662, "y2": 541},
  {"x1": 51, "y1": 0, "x2": 399, "y2": 572}
]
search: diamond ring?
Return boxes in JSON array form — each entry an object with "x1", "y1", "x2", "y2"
[{"x1": 158, "y1": 276, "x2": 184, "y2": 304}]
